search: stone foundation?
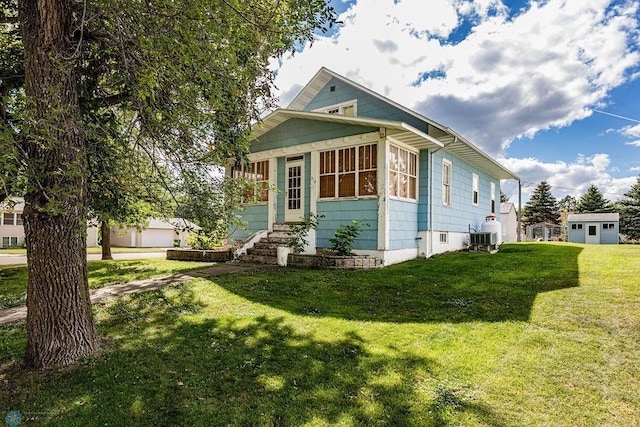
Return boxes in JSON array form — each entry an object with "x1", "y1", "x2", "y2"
[{"x1": 287, "y1": 254, "x2": 383, "y2": 270}]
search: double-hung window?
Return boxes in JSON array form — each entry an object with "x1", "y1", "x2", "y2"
[
  {"x1": 490, "y1": 182, "x2": 496, "y2": 213},
  {"x1": 232, "y1": 160, "x2": 270, "y2": 203},
  {"x1": 472, "y1": 173, "x2": 479, "y2": 205},
  {"x1": 2, "y1": 213, "x2": 15, "y2": 226},
  {"x1": 319, "y1": 143, "x2": 377, "y2": 199},
  {"x1": 389, "y1": 145, "x2": 417, "y2": 200},
  {"x1": 442, "y1": 160, "x2": 452, "y2": 206}
]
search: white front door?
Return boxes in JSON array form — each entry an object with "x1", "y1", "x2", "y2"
[
  {"x1": 285, "y1": 159, "x2": 305, "y2": 223},
  {"x1": 585, "y1": 224, "x2": 600, "y2": 244}
]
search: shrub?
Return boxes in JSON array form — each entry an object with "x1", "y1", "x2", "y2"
[
  {"x1": 288, "y1": 213, "x2": 323, "y2": 253},
  {"x1": 330, "y1": 220, "x2": 368, "y2": 256}
]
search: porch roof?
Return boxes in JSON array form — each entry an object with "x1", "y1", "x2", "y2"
[{"x1": 251, "y1": 109, "x2": 444, "y2": 150}]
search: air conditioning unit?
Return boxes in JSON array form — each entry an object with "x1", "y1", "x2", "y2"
[{"x1": 469, "y1": 232, "x2": 497, "y2": 246}]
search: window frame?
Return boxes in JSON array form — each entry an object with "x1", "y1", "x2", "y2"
[
  {"x1": 442, "y1": 159, "x2": 452, "y2": 206},
  {"x1": 319, "y1": 143, "x2": 377, "y2": 200},
  {"x1": 388, "y1": 144, "x2": 418, "y2": 202},
  {"x1": 490, "y1": 182, "x2": 496, "y2": 214},
  {"x1": 232, "y1": 160, "x2": 270, "y2": 204},
  {"x1": 439, "y1": 232, "x2": 448, "y2": 243},
  {"x1": 313, "y1": 99, "x2": 358, "y2": 117},
  {"x1": 472, "y1": 173, "x2": 479, "y2": 206},
  {"x1": 2, "y1": 212, "x2": 15, "y2": 226}
]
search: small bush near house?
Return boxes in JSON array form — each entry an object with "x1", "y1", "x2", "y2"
[
  {"x1": 185, "y1": 231, "x2": 223, "y2": 250},
  {"x1": 288, "y1": 213, "x2": 323, "y2": 253},
  {"x1": 329, "y1": 220, "x2": 369, "y2": 256}
]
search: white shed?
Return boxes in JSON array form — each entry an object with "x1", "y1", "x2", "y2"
[{"x1": 500, "y1": 202, "x2": 518, "y2": 243}]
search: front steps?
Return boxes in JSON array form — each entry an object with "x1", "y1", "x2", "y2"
[{"x1": 238, "y1": 224, "x2": 292, "y2": 265}]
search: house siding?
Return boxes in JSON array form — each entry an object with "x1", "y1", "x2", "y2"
[
  {"x1": 389, "y1": 199, "x2": 419, "y2": 250},
  {"x1": 316, "y1": 199, "x2": 378, "y2": 250},
  {"x1": 252, "y1": 118, "x2": 377, "y2": 153},
  {"x1": 232, "y1": 204, "x2": 269, "y2": 241},
  {"x1": 567, "y1": 225, "x2": 585, "y2": 243},
  {"x1": 431, "y1": 149, "x2": 499, "y2": 233},
  {"x1": 304, "y1": 77, "x2": 428, "y2": 131}
]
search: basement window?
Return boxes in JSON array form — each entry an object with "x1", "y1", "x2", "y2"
[{"x1": 439, "y1": 233, "x2": 448, "y2": 243}]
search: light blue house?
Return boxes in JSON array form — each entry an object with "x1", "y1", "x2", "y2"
[
  {"x1": 567, "y1": 213, "x2": 619, "y2": 244},
  {"x1": 230, "y1": 68, "x2": 519, "y2": 265}
]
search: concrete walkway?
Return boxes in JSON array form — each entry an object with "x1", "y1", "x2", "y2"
[{"x1": 0, "y1": 263, "x2": 259, "y2": 325}]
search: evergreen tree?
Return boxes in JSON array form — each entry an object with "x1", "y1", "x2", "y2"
[
  {"x1": 523, "y1": 181, "x2": 559, "y2": 225},
  {"x1": 619, "y1": 176, "x2": 640, "y2": 240},
  {"x1": 500, "y1": 190, "x2": 510, "y2": 203},
  {"x1": 575, "y1": 185, "x2": 613, "y2": 213}
]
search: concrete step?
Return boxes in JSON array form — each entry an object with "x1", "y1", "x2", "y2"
[
  {"x1": 272, "y1": 223, "x2": 292, "y2": 232},
  {"x1": 247, "y1": 247, "x2": 277, "y2": 257},
  {"x1": 268, "y1": 230, "x2": 294, "y2": 240},
  {"x1": 265, "y1": 236, "x2": 291, "y2": 245}
]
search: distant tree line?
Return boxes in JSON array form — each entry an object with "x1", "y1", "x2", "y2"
[{"x1": 522, "y1": 177, "x2": 640, "y2": 240}]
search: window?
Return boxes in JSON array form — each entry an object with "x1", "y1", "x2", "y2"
[
  {"x1": 16, "y1": 214, "x2": 23, "y2": 226},
  {"x1": 571, "y1": 223, "x2": 583, "y2": 230},
  {"x1": 315, "y1": 99, "x2": 357, "y2": 117},
  {"x1": 603, "y1": 223, "x2": 615, "y2": 229},
  {"x1": 439, "y1": 232, "x2": 448, "y2": 243},
  {"x1": 442, "y1": 160, "x2": 452, "y2": 206},
  {"x1": 2, "y1": 213, "x2": 14, "y2": 226},
  {"x1": 490, "y1": 182, "x2": 496, "y2": 213},
  {"x1": 389, "y1": 145, "x2": 417, "y2": 200},
  {"x1": 319, "y1": 143, "x2": 377, "y2": 199},
  {"x1": 232, "y1": 160, "x2": 270, "y2": 203},
  {"x1": 472, "y1": 173, "x2": 479, "y2": 205},
  {"x1": 2, "y1": 236, "x2": 18, "y2": 247},
  {"x1": 588, "y1": 225, "x2": 597, "y2": 236}
]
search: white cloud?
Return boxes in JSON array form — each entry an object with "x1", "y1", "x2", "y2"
[
  {"x1": 630, "y1": 166, "x2": 640, "y2": 172},
  {"x1": 273, "y1": 0, "x2": 640, "y2": 157},
  {"x1": 626, "y1": 140, "x2": 640, "y2": 147},
  {"x1": 621, "y1": 124, "x2": 640, "y2": 138},
  {"x1": 500, "y1": 153, "x2": 637, "y2": 202}
]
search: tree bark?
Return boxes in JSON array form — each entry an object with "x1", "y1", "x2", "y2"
[
  {"x1": 19, "y1": 0, "x2": 99, "y2": 369},
  {"x1": 100, "y1": 217, "x2": 113, "y2": 260}
]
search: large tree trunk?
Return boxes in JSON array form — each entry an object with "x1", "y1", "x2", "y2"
[
  {"x1": 19, "y1": 0, "x2": 99, "y2": 369},
  {"x1": 100, "y1": 217, "x2": 113, "y2": 260}
]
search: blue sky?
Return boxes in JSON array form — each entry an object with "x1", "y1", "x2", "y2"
[{"x1": 270, "y1": 0, "x2": 640, "y2": 204}]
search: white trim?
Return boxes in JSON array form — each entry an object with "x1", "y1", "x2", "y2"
[
  {"x1": 378, "y1": 138, "x2": 389, "y2": 251},
  {"x1": 268, "y1": 159, "x2": 278, "y2": 231},
  {"x1": 248, "y1": 132, "x2": 381, "y2": 162}
]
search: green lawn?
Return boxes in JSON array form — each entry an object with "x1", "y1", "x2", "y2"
[
  {"x1": 1, "y1": 243, "x2": 639, "y2": 426},
  {"x1": 0, "y1": 259, "x2": 214, "y2": 309}
]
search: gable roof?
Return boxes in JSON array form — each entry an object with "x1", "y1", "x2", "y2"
[
  {"x1": 567, "y1": 213, "x2": 619, "y2": 222},
  {"x1": 500, "y1": 202, "x2": 515, "y2": 214},
  {"x1": 257, "y1": 67, "x2": 519, "y2": 180}
]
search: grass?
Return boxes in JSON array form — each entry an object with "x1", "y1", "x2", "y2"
[
  {"x1": 0, "y1": 246, "x2": 167, "y2": 255},
  {"x1": 1, "y1": 243, "x2": 639, "y2": 426},
  {"x1": 0, "y1": 259, "x2": 215, "y2": 309}
]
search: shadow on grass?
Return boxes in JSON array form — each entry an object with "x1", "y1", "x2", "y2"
[
  {"x1": 2, "y1": 284, "x2": 508, "y2": 426},
  {"x1": 215, "y1": 243, "x2": 583, "y2": 323}
]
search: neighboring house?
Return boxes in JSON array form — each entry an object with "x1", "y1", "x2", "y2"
[
  {"x1": 500, "y1": 202, "x2": 518, "y2": 243},
  {"x1": 0, "y1": 198, "x2": 25, "y2": 248},
  {"x1": 567, "y1": 213, "x2": 619, "y2": 244},
  {"x1": 110, "y1": 218, "x2": 200, "y2": 248},
  {"x1": 229, "y1": 68, "x2": 519, "y2": 265}
]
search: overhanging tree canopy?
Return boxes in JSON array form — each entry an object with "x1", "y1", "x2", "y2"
[{"x1": 1, "y1": 0, "x2": 337, "y2": 369}]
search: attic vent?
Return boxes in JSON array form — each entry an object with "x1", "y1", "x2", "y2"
[{"x1": 330, "y1": 85, "x2": 336, "y2": 92}]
